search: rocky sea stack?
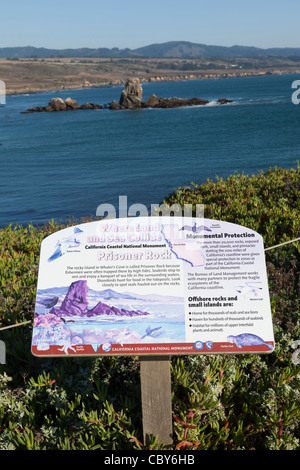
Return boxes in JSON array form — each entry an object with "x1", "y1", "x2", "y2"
[
  {"x1": 110, "y1": 78, "x2": 144, "y2": 110},
  {"x1": 109, "y1": 78, "x2": 233, "y2": 110}
]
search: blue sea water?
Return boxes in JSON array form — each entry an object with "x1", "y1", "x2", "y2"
[{"x1": 0, "y1": 73, "x2": 299, "y2": 228}]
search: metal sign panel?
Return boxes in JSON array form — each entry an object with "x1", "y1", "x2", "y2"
[{"x1": 31, "y1": 217, "x2": 275, "y2": 356}]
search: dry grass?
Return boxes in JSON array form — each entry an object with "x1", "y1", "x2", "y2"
[{"x1": 1, "y1": 56, "x2": 300, "y2": 95}]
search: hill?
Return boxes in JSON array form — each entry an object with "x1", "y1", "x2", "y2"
[
  {"x1": 1, "y1": 41, "x2": 300, "y2": 59},
  {"x1": 135, "y1": 41, "x2": 300, "y2": 58},
  {"x1": 0, "y1": 46, "x2": 140, "y2": 59}
]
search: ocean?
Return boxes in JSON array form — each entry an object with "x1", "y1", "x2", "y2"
[{"x1": 0, "y1": 73, "x2": 299, "y2": 228}]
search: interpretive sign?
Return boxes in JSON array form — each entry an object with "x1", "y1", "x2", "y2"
[{"x1": 31, "y1": 217, "x2": 275, "y2": 357}]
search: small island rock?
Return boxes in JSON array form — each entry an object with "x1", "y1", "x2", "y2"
[
  {"x1": 45, "y1": 97, "x2": 67, "y2": 112},
  {"x1": 22, "y1": 79, "x2": 233, "y2": 114},
  {"x1": 109, "y1": 78, "x2": 233, "y2": 110},
  {"x1": 23, "y1": 97, "x2": 103, "y2": 113}
]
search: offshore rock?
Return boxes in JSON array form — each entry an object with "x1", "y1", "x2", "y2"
[
  {"x1": 46, "y1": 97, "x2": 67, "y2": 111},
  {"x1": 143, "y1": 94, "x2": 210, "y2": 108},
  {"x1": 109, "y1": 78, "x2": 143, "y2": 110},
  {"x1": 80, "y1": 102, "x2": 102, "y2": 110},
  {"x1": 109, "y1": 100, "x2": 122, "y2": 110},
  {"x1": 119, "y1": 77, "x2": 143, "y2": 109},
  {"x1": 64, "y1": 97, "x2": 81, "y2": 109},
  {"x1": 217, "y1": 98, "x2": 233, "y2": 105},
  {"x1": 22, "y1": 81, "x2": 233, "y2": 113},
  {"x1": 23, "y1": 97, "x2": 102, "y2": 113},
  {"x1": 109, "y1": 79, "x2": 233, "y2": 110}
]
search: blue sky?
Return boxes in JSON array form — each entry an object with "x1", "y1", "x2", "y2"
[{"x1": 1, "y1": 0, "x2": 299, "y2": 49}]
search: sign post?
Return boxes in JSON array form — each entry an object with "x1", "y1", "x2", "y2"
[
  {"x1": 140, "y1": 355, "x2": 173, "y2": 446},
  {"x1": 31, "y1": 216, "x2": 275, "y2": 445}
]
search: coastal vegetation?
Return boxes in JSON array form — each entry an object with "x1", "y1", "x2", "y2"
[{"x1": 0, "y1": 165, "x2": 299, "y2": 450}]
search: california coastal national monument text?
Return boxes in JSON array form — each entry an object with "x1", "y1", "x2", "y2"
[{"x1": 31, "y1": 217, "x2": 275, "y2": 357}]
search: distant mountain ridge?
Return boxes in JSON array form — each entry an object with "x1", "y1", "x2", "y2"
[
  {"x1": 135, "y1": 41, "x2": 300, "y2": 58},
  {"x1": 1, "y1": 41, "x2": 300, "y2": 59}
]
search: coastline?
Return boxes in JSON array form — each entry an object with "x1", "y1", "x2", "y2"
[
  {"x1": 2, "y1": 56, "x2": 300, "y2": 96},
  {"x1": 5, "y1": 70, "x2": 300, "y2": 97}
]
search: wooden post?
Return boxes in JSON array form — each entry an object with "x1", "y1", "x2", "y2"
[{"x1": 140, "y1": 355, "x2": 173, "y2": 446}]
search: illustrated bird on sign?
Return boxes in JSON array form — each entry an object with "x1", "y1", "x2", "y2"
[
  {"x1": 36, "y1": 296, "x2": 62, "y2": 314},
  {"x1": 48, "y1": 226, "x2": 84, "y2": 262},
  {"x1": 235, "y1": 282, "x2": 262, "y2": 298},
  {"x1": 179, "y1": 223, "x2": 211, "y2": 233}
]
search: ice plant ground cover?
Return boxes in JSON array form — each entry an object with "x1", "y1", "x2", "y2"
[{"x1": 0, "y1": 165, "x2": 299, "y2": 450}]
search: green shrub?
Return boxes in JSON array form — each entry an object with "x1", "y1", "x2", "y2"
[{"x1": 0, "y1": 166, "x2": 299, "y2": 450}]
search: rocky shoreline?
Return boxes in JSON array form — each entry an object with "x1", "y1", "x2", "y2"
[
  {"x1": 5, "y1": 67, "x2": 299, "y2": 97},
  {"x1": 22, "y1": 77, "x2": 233, "y2": 113}
]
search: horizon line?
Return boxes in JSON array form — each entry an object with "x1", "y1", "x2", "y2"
[{"x1": 1, "y1": 40, "x2": 300, "y2": 51}]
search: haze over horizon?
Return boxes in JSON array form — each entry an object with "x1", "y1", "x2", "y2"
[{"x1": 1, "y1": 0, "x2": 299, "y2": 50}]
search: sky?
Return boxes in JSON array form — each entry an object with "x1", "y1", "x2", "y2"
[{"x1": 1, "y1": 0, "x2": 299, "y2": 50}]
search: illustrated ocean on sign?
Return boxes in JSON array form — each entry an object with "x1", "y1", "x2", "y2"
[
  {"x1": 48, "y1": 227, "x2": 84, "y2": 262},
  {"x1": 32, "y1": 279, "x2": 185, "y2": 354}
]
